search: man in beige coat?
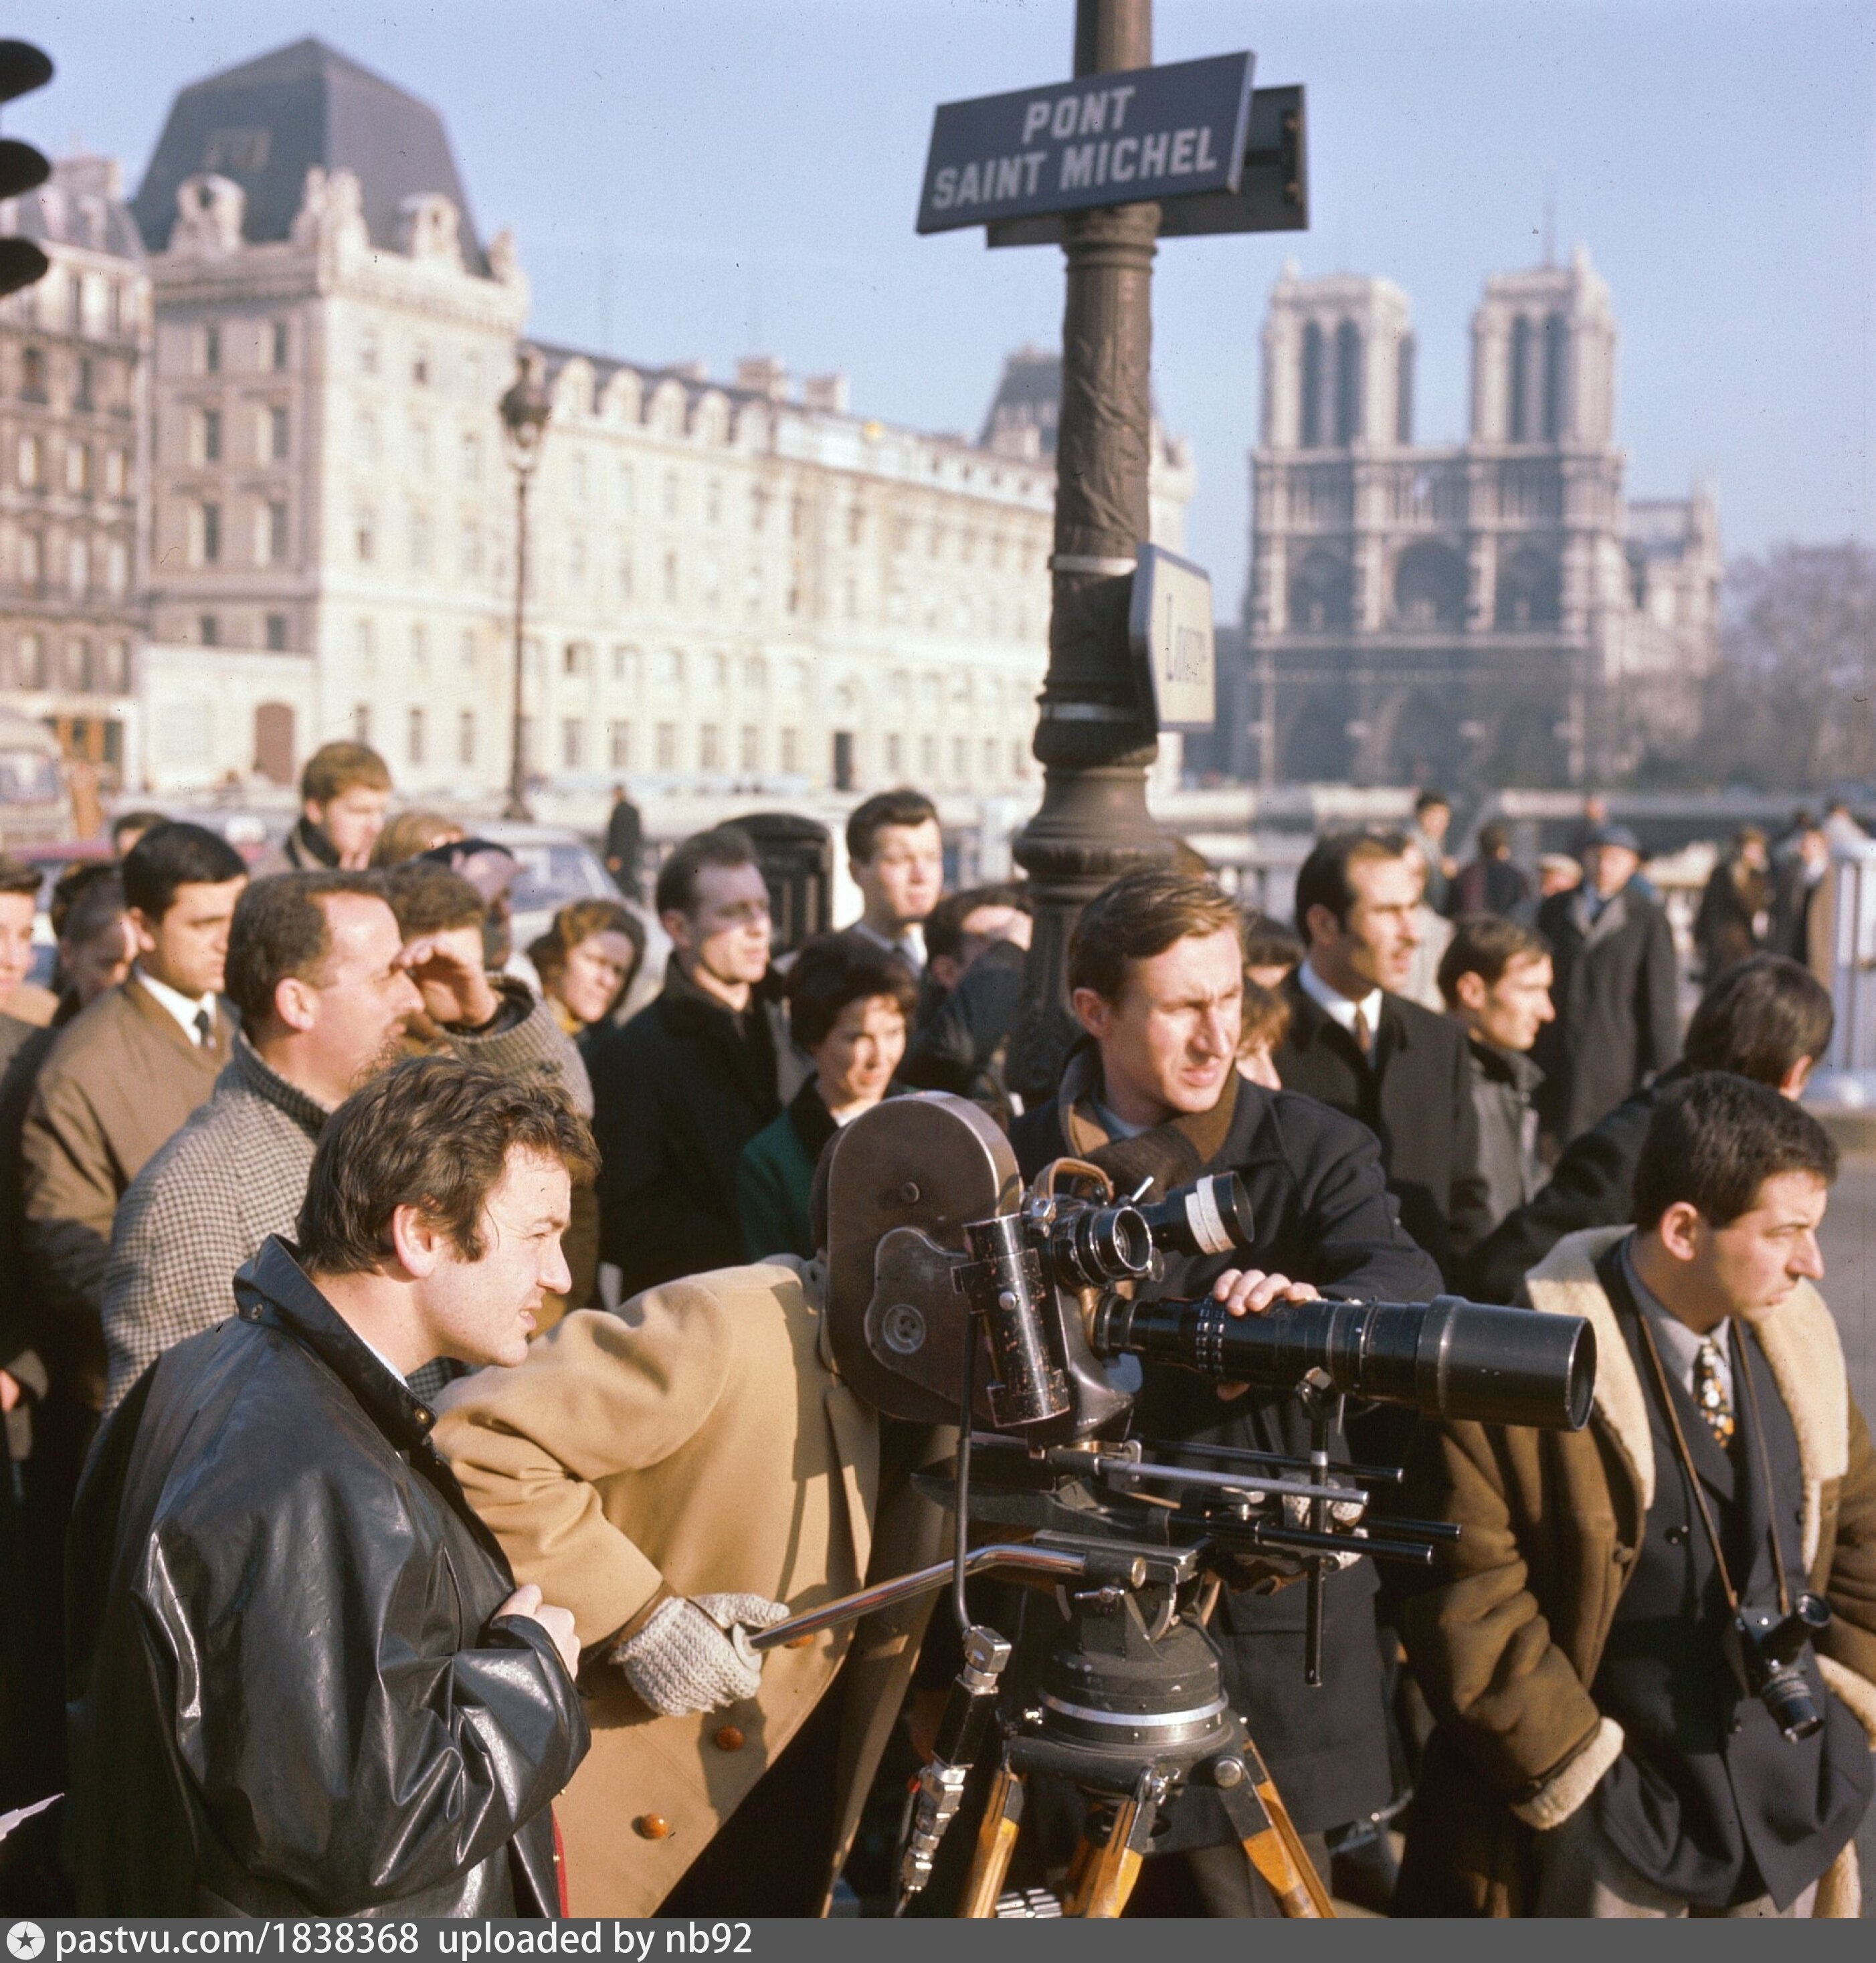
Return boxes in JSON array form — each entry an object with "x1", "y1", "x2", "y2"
[
  {"x1": 434, "y1": 1252, "x2": 945, "y2": 1917},
  {"x1": 21, "y1": 822, "x2": 246, "y2": 1414}
]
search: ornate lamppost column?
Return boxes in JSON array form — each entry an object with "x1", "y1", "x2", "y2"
[
  {"x1": 1009, "y1": 0, "x2": 1173, "y2": 1102},
  {"x1": 498, "y1": 347, "x2": 551, "y2": 821}
]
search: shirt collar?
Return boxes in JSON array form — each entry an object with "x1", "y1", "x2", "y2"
[
  {"x1": 1620, "y1": 1236, "x2": 1729, "y2": 1392},
  {"x1": 850, "y1": 919, "x2": 925, "y2": 975},
  {"x1": 134, "y1": 963, "x2": 216, "y2": 1044},
  {"x1": 1297, "y1": 956, "x2": 1382, "y2": 1036}
]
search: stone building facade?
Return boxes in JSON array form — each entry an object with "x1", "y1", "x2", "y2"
[
  {"x1": 0, "y1": 155, "x2": 150, "y2": 784},
  {"x1": 1241, "y1": 249, "x2": 1719, "y2": 788},
  {"x1": 122, "y1": 37, "x2": 1193, "y2": 800}
]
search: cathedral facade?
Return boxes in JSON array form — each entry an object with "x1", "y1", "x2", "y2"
[{"x1": 1241, "y1": 250, "x2": 1719, "y2": 787}]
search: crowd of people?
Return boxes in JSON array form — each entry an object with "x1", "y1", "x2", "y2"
[{"x1": 0, "y1": 756, "x2": 1871, "y2": 1922}]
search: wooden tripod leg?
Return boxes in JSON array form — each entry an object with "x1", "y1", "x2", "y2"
[
  {"x1": 1216, "y1": 1740, "x2": 1336, "y2": 1919},
  {"x1": 1071, "y1": 1773, "x2": 1158, "y2": 1920},
  {"x1": 957, "y1": 1761, "x2": 1026, "y2": 1920}
]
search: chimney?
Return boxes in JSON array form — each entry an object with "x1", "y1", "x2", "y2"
[
  {"x1": 735, "y1": 355, "x2": 787, "y2": 401},
  {"x1": 801, "y1": 372, "x2": 850, "y2": 415}
]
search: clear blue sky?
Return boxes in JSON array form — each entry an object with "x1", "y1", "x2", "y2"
[{"x1": 5, "y1": 0, "x2": 1871, "y2": 610}]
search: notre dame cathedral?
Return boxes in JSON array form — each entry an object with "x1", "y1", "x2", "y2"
[{"x1": 1237, "y1": 247, "x2": 1719, "y2": 787}]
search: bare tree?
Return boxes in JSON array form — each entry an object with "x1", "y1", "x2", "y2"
[{"x1": 1698, "y1": 541, "x2": 1876, "y2": 787}]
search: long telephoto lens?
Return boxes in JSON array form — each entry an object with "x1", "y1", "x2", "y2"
[
  {"x1": 1045, "y1": 1204, "x2": 1155, "y2": 1290},
  {"x1": 1135, "y1": 1172, "x2": 1255, "y2": 1258},
  {"x1": 1093, "y1": 1292, "x2": 1596, "y2": 1431}
]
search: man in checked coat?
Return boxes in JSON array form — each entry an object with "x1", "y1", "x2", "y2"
[{"x1": 101, "y1": 870, "x2": 588, "y2": 1411}]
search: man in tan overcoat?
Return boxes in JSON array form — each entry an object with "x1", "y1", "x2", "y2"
[
  {"x1": 433, "y1": 1252, "x2": 945, "y2": 1917},
  {"x1": 1396, "y1": 1074, "x2": 1876, "y2": 1917}
]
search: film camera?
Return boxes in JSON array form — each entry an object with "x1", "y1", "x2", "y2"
[
  {"x1": 759, "y1": 1095, "x2": 1596, "y2": 1916},
  {"x1": 1729, "y1": 1595, "x2": 1834, "y2": 1743}
]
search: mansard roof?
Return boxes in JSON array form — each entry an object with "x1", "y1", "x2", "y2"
[
  {"x1": 131, "y1": 36, "x2": 484, "y2": 267},
  {"x1": 2, "y1": 157, "x2": 144, "y2": 262}
]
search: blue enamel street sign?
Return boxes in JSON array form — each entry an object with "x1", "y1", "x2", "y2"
[{"x1": 915, "y1": 51, "x2": 1255, "y2": 236}]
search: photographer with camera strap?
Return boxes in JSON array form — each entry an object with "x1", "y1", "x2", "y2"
[
  {"x1": 1008, "y1": 867, "x2": 1444, "y2": 1915},
  {"x1": 1396, "y1": 1072, "x2": 1876, "y2": 1917}
]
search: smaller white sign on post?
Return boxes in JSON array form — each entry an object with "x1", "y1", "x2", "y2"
[{"x1": 1129, "y1": 543, "x2": 1216, "y2": 733}]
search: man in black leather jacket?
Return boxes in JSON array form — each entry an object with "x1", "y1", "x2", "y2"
[
  {"x1": 1010, "y1": 868, "x2": 1442, "y2": 1915},
  {"x1": 64, "y1": 1059, "x2": 593, "y2": 1915}
]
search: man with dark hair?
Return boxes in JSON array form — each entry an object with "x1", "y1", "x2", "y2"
[
  {"x1": 603, "y1": 781, "x2": 644, "y2": 899},
  {"x1": 105, "y1": 867, "x2": 591, "y2": 1412},
  {"x1": 901, "y1": 882, "x2": 1032, "y2": 1119},
  {"x1": 1533, "y1": 823, "x2": 1679, "y2": 1147},
  {"x1": 590, "y1": 826, "x2": 786, "y2": 1298},
  {"x1": 737, "y1": 932, "x2": 916, "y2": 1260},
  {"x1": 108, "y1": 809, "x2": 167, "y2": 860},
  {"x1": 1440, "y1": 915, "x2": 1554, "y2": 1234},
  {"x1": 65, "y1": 1058, "x2": 593, "y2": 1914},
  {"x1": 845, "y1": 787, "x2": 942, "y2": 975},
  {"x1": 1273, "y1": 831, "x2": 1490, "y2": 1279},
  {"x1": 1447, "y1": 820, "x2": 1534, "y2": 921},
  {"x1": 1408, "y1": 789, "x2": 1455, "y2": 914},
  {"x1": 1398, "y1": 1073, "x2": 1876, "y2": 1917},
  {"x1": 1011, "y1": 865, "x2": 1443, "y2": 1916},
  {"x1": 256, "y1": 739, "x2": 393, "y2": 873},
  {"x1": 1463, "y1": 954, "x2": 1833, "y2": 1305},
  {"x1": 20, "y1": 822, "x2": 246, "y2": 1416}
]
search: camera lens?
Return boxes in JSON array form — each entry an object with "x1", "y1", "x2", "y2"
[
  {"x1": 1048, "y1": 1204, "x2": 1154, "y2": 1289},
  {"x1": 1757, "y1": 1663, "x2": 1824, "y2": 1743}
]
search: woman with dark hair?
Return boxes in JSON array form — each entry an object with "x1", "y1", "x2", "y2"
[
  {"x1": 529, "y1": 898, "x2": 646, "y2": 1046},
  {"x1": 736, "y1": 932, "x2": 917, "y2": 1260}
]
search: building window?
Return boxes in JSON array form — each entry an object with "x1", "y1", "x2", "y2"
[
  {"x1": 265, "y1": 613, "x2": 288, "y2": 652},
  {"x1": 199, "y1": 502, "x2": 221, "y2": 564},
  {"x1": 1300, "y1": 320, "x2": 1323, "y2": 447},
  {"x1": 460, "y1": 629, "x2": 478, "y2": 673},
  {"x1": 17, "y1": 532, "x2": 40, "y2": 585},
  {"x1": 919, "y1": 733, "x2": 937, "y2": 779},
  {"x1": 199, "y1": 613, "x2": 219, "y2": 646},
  {"x1": 269, "y1": 406, "x2": 289, "y2": 460},
  {"x1": 884, "y1": 731, "x2": 902, "y2": 774},
  {"x1": 266, "y1": 501, "x2": 288, "y2": 565},
  {"x1": 359, "y1": 506, "x2": 380, "y2": 560},
  {"x1": 569, "y1": 536, "x2": 587, "y2": 588},
  {"x1": 951, "y1": 736, "x2": 967, "y2": 784},
  {"x1": 353, "y1": 703, "x2": 371, "y2": 744},
  {"x1": 407, "y1": 707, "x2": 426, "y2": 765},
  {"x1": 359, "y1": 330, "x2": 378, "y2": 376},
  {"x1": 15, "y1": 434, "x2": 39, "y2": 487},
  {"x1": 19, "y1": 345, "x2": 44, "y2": 401},
  {"x1": 355, "y1": 618, "x2": 375, "y2": 671},
  {"x1": 611, "y1": 644, "x2": 630, "y2": 684},
  {"x1": 617, "y1": 462, "x2": 635, "y2": 512},
  {"x1": 68, "y1": 538, "x2": 88, "y2": 594},
  {"x1": 662, "y1": 551, "x2": 678, "y2": 603},
  {"x1": 201, "y1": 409, "x2": 221, "y2": 464},
  {"x1": 461, "y1": 430, "x2": 481, "y2": 482},
  {"x1": 460, "y1": 521, "x2": 482, "y2": 577},
  {"x1": 412, "y1": 345, "x2": 430, "y2": 386},
  {"x1": 1396, "y1": 332, "x2": 1416, "y2": 444},
  {"x1": 609, "y1": 720, "x2": 632, "y2": 768},
  {"x1": 563, "y1": 719, "x2": 583, "y2": 769},
  {"x1": 271, "y1": 320, "x2": 289, "y2": 370},
  {"x1": 662, "y1": 472, "x2": 679, "y2": 519},
  {"x1": 1541, "y1": 312, "x2": 1566, "y2": 442},
  {"x1": 410, "y1": 624, "x2": 429, "y2": 674},
  {"x1": 1012, "y1": 737, "x2": 1026, "y2": 778},
  {"x1": 409, "y1": 510, "x2": 431, "y2": 571},
  {"x1": 739, "y1": 724, "x2": 759, "y2": 772},
  {"x1": 656, "y1": 723, "x2": 676, "y2": 771},
  {"x1": 563, "y1": 642, "x2": 585, "y2": 676},
  {"x1": 1333, "y1": 320, "x2": 1362, "y2": 445},
  {"x1": 15, "y1": 633, "x2": 41, "y2": 687},
  {"x1": 105, "y1": 639, "x2": 128, "y2": 691},
  {"x1": 106, "y1": 539, "x2": 128, "y2": 593},
  {"x1": 75, "y1": 357, "x2": 94, "y2": 411},
  {"x1": 616, "y1": 542, "x2": 634, "y2": 601},
  {"x1": 104, "y1": 448, "x2": 126, "y2": 496},
  {"x1": 356, "y1": 409, "x2": 380, "y2": 462},
  {"x1": 780, "y1": 727, "x2": 799, "y2": 773},
  {"x1": 203, "y1": 324, "x2": 220, "y2": 374},
  {"x1": 458, "y1": 709, "x2": 476, "y2": 765},
  {"x1": 698, "y1": 724, "x2": 721, "y2": 771},
  {"x1": 705, "y1": 478, "x2": 722, "y2": 525},
  {"x1": 1509, "y1": 314, "x2": 1531, "y2": 442}
]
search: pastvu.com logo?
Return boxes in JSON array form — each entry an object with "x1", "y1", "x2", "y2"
[{"x1": 7, "y1": 1924, "x2": 45, "y2": 1960}]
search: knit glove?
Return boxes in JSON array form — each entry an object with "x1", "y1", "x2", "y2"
[{"x1": 609, "y1": 1593, "x2": 791, "y2": 1717}]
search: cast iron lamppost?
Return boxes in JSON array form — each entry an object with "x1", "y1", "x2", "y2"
[
  {"x1": 499, "y1": 346, "x2": 551, "y2": 822},
  {"x1": 1008, "y1": 0, "x2": 1172, "y2": 1101}
]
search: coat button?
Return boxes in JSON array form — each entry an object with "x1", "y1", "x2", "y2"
[
  {"x1": 633, "y1": 1814, "x2": 672, "y2": 1840},
  {"x1": 1665, "y1": 1525, "x2": 1688, "y2": 1546},
  {"x1": 714, "y1": 1725, "x2": 745, "y2": 1752}
]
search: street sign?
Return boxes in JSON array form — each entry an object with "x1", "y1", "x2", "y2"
[
  {"x1": 989, "y1": 86, "x2": 1306, "y2": 248},
  {"x1": 916, "y1": 51, "x2": 1254, "y2": 236},
  {"x1": 1129, "y1": 545, "x2": 1215, "y2": 734}
]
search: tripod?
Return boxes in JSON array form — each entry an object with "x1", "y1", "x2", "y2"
[{"x1": 949, "y1": 1556, "x2": 1333, "y2": 1918}]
